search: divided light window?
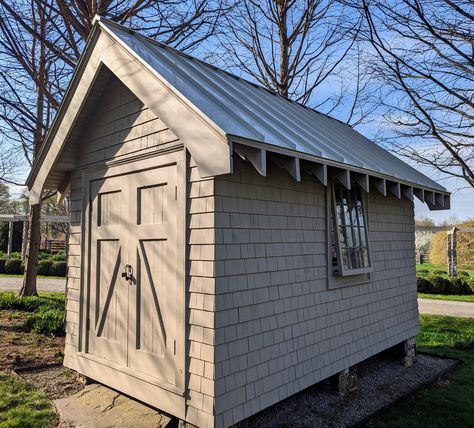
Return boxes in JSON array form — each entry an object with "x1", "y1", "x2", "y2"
[{"x1": 331, "y1": 182, "x2": 371, "y2": 276}]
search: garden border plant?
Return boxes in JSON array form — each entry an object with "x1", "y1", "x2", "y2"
[{"x1": 0, "y1": 292, "x2": 65, "y2": 337}]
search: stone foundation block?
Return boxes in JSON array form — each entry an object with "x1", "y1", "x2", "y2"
[
  {"x1": 401, "y1": 337, "x2": 416, "y2": 368},
  {"x1": 331, "y1": 367, "x2": 358, "y2": 396}
]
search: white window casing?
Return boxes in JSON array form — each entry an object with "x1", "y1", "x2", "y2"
[{"x1": 331, "y1": 181, "x2": 373, "y2": 277}]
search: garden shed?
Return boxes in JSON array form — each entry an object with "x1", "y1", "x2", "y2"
[{"x1": 27, "y1": 17, "x2": 450, "y2": 428}]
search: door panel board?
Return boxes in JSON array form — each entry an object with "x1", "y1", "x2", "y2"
[{"x1": 83, "y1": 156, "x2": 183, "y2": 390}]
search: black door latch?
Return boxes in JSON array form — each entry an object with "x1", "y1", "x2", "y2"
[{"x1": 122, "y1": 264, "x2": 133, "y2": 281}]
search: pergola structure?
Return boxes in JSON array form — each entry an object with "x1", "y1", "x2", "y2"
[
  {"x1": 0, "y1": 214, "x2": 69, "y2": 258},
  {"x1": 447, "y1": 227, "x2": 474, "y2": 276}
]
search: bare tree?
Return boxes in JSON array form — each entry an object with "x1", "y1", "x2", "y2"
[
  {"x1": 0, "y1": 0, "x2": 227, "y2": 295},
  {"x1": 218, "y1": 0, "x2": 365, "y2": 121},
  {"x1": 0, "y1": 0, "x2": 60, "y2": 296},
  {"x1": 362, "y1": 0, "x2": 474, "y2": 189}
]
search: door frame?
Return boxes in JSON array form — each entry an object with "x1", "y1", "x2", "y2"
[{"x1": 77, "y1": 148, "x2": 186, "y2": 400}]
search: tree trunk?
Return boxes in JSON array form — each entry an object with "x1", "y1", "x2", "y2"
[
  {"x1": 20, "y1": 204, "x2": 41, "y2": 297},
  {"x1": 21, "y1": 2, "x2": 47, "y2": 297}
]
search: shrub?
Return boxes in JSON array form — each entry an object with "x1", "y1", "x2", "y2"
[
  {"x1": 50, "y1": 251, "x2": 66, "y2": 262},
  {"x1": 450, "y1": 277, "x2": 472, "y2": 295},
  {"x1": 0, "y1": 258, "x2": 7, "y2": 274},
  {"x1": 0, "y1": 291, "x2": 64, "y2": 312},
  {"x1": 433, "y1": 269, "x2": 448, "y2": 276},
  {"x1": 25, "y1": 307, "x2": 65, "y2": 337},
  {"x1": 428, "y1": 275, "x2": 450, "y2": 294},
  {"x1": 458, "y1": 271, "x2": 470, "y2": 277},
  {"x1": 467, "y1": 280, "x2": 474, "y2": 294},
  {"x1": 5, "y1": 258, "x2": 23, "y2": 275},
  {"x1": 417, "y1": 277, "x2": 433, "y2": 293},
  {"x1": 38, "y1": 251, "x2": 51, "y2": 260},
  {"x1": 37, "y1": 260, "x2": 52, "y2": 276},
  {"x1": 417, "y1": 269, "x2": 429, "y2": 275},
  {"x1": 417, "y1": 274, "x2": 473, "y2": 295},
  {"x1": 8, "y1": 251, "x2": 21, "y2": 259},
  {"x1": 50, "y1": 261, "x2": 67, "y2": 277}
]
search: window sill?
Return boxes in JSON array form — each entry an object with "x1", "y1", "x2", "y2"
[
  {"x1": 339, "y1": 266, "x2": 373, "y2": 277},
  {"x1": 328, "y1": 272, "x2": 370, "y2": 289}
]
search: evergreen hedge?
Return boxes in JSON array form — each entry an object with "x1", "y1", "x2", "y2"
[{"x1": 417, "y1": 274, "x2": 474, "y2": 295}]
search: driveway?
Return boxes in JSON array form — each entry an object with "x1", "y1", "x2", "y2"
[
  {"x1": 418, "y1": 298, "x2": 474, "y2": 318},
  {"x1": 0, "y1": 276, "x2": 66, "y2": 293}
]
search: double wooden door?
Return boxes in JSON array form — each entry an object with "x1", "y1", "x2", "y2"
[{"x1": 85, "y1": 163, "x2": 181, "y2": 387}]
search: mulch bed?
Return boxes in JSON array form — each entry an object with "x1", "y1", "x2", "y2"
[
  {"x1": 0, "y1": 310, "x2": 64, "y2": 371},
  {"x1": 0, "y1": 309, "x2": 83, "y2": 400},
  {"x1": 14, "y1": 365, "x2": 84, "y2": 400}
]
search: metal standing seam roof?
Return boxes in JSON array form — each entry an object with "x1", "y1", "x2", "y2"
[{"x1": 100, "y1": 19, "x2": 447, "y2": 194}]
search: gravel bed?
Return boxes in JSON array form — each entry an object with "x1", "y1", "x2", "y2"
[{"x1": 237, "y1": 353, "x2": 457, "y2": 428}]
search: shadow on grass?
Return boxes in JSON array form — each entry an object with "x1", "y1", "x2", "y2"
[{"x1": 370, "y1": 315, "x2": 474, "y2": 428}]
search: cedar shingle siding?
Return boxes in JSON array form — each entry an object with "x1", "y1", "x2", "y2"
[{"x1": 211, "y1": 158, "x2": 418, "y2": 427}]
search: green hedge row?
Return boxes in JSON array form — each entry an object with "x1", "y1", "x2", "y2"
[
  {"x1": 417, "y1": 275, "x2": 474, "y2": 295},
  {"x1": 0, "y1": 258, "x2": 67, "y2": 276},
  {"x1": 0, "y1": 251, "x2": 65, "y2": 262}
]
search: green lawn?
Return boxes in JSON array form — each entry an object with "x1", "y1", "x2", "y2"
[
  {"x1": 418, "y1": 293, "x2": 474, "y2": 303},
  {"x1": 0, "y1": 373, "x2": 56, "y2": 428},
  {"x1": 373, "y1": 315, "x2": 474, "y2": 427},
  {"x1": 416, "y1": 262, "x2": 474, "y2": 277}
]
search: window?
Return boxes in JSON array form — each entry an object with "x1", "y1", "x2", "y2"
[{"x1": 331, "y1": 182, "x2": 371, "y2": 276}]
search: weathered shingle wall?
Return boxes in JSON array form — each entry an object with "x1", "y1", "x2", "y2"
[
  {"x1": 186, "y1": 158, "x2": 217, "y2": 427},
  {"x1": 212, "y1": 157, "x2": 418, "y2": 427}
]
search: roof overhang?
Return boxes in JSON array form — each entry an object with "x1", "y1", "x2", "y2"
[{"x1": 230, "y1": 136, "x2": 451, "y2": 210}]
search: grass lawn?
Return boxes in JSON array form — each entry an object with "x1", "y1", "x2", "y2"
[
  {"x1": 0, "y1": 291, "x2": 68, "y2": 427},
  {"x1": 372, "y1": 315, "x2": 474, "y2": 427},
  {"x1": 0, "y1": 373, "x2": 57, "y2": 428},
  {"x1": 418, "y1": 293, "x2": 474, "y2": 303},
  {"x1": 416, "y1": 262, "x2": 474, "y2": 277}
]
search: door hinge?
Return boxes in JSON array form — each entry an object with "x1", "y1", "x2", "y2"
[
  {"x1": 174, "y1": 186, "x2": 178, "y2": 200},
  {"x1": 174, "y1": 340, "x2": 176, "y2": 355}
]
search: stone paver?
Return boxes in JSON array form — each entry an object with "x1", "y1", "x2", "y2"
[
  {"x1": 0, "y1": 276, "x2": 65, "y2": 292},
  {"x1": 54, "y1": 384, "x2": 173, "y2": 428},
  {"x1": 418, "y1": 298, "x2": 474, "y2": 318}
]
